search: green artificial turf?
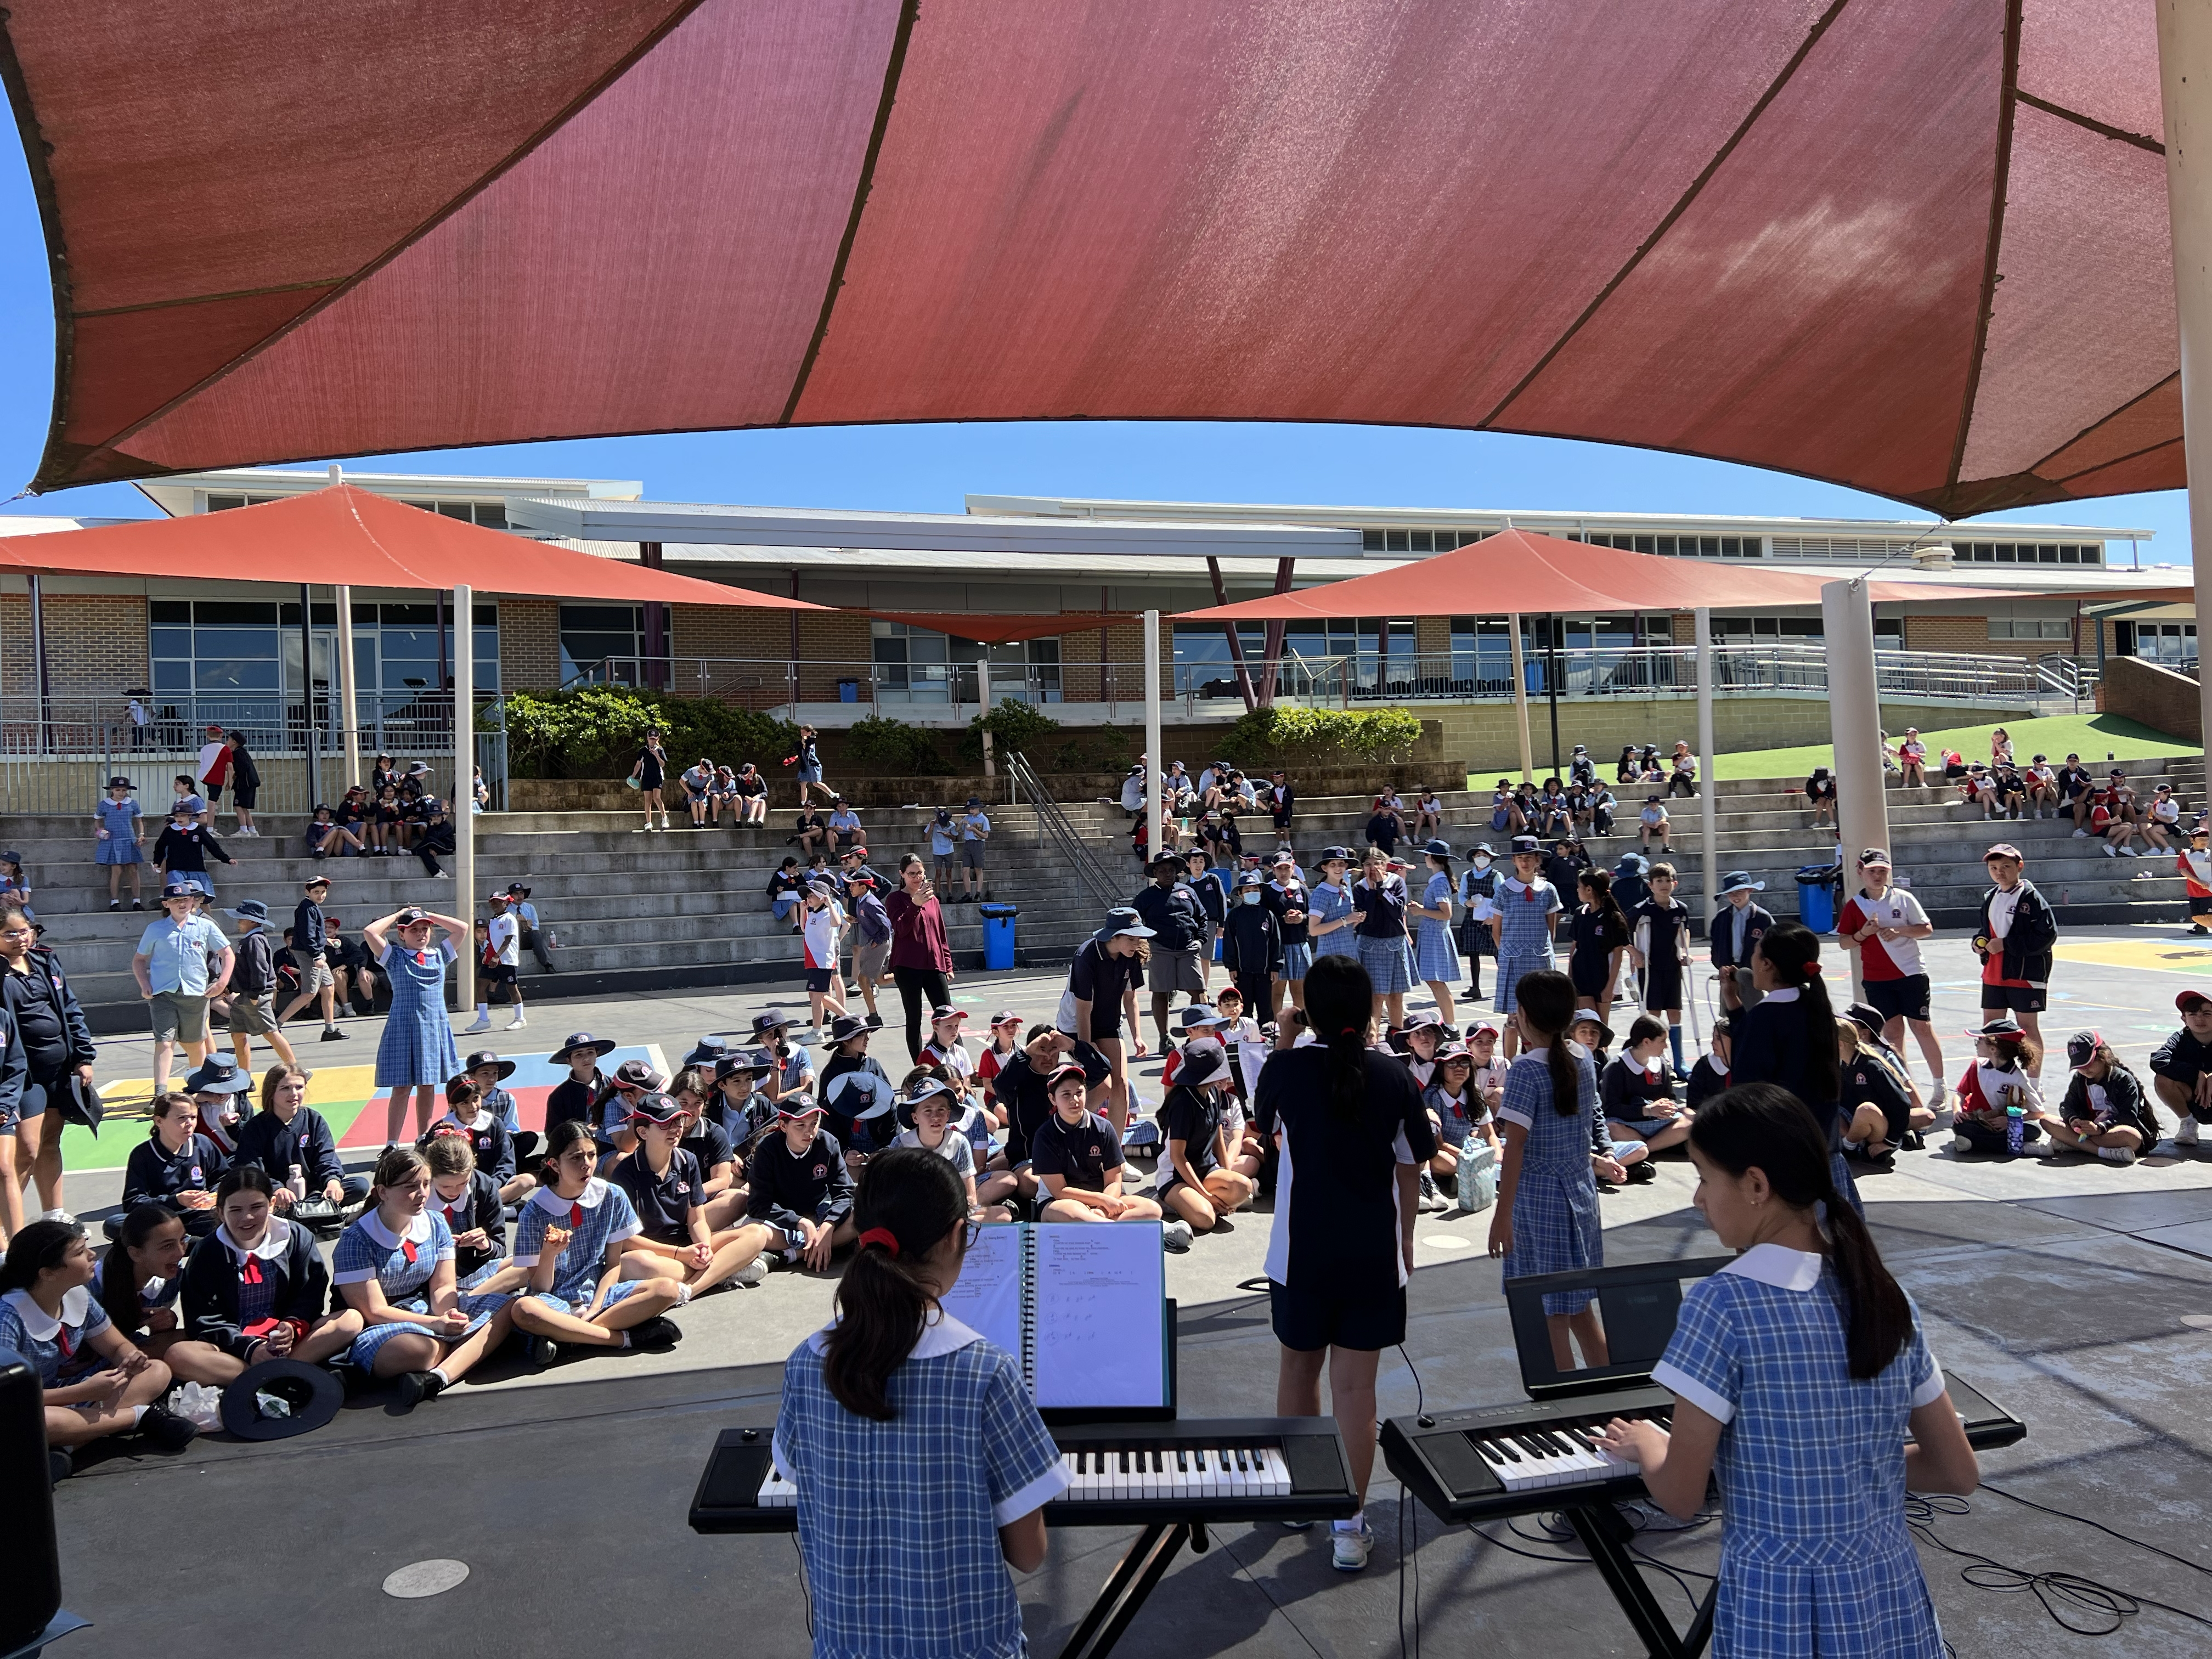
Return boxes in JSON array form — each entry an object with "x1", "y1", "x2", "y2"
[{"x1": 1708, "y1": 712, "x2": 2198, "y2": 782}]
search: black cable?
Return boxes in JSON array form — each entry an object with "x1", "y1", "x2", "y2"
[
  {"x1": 1904, "y1": 1493, "x2": 2212, "y2": 1639},
  {"x1": 1980, "y1": 1479, "x2": 2212, "y2": 1579}
]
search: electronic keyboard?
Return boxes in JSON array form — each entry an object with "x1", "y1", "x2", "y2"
[
  {"x1": 1383, "y1": 1373, "x2": 2027, "y2": 1527},
  {"x1": 690, "y1": 1416, "x2": 1358, "y2": 1533}
]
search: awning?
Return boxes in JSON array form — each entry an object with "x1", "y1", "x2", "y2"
[
  {"x1": 0, "y1": 486, "x2": 826, "y2": 608},
  {"x1": 3, "y1": 1, "x2": 2177, "y2": 515},
  {"x1": 1171, "y1": 529, "x2": 2030, "y2": 620},
  {"x1": 866, "y1": 611, "x2": 1136, "y2": 642}
]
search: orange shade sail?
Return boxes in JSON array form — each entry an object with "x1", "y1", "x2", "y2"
[
  {"x1": 0, "y1": 0, "x2": 2179, "y2": 514},
  {"x1": 0, "y1": 486, "x2": 826, "y2": 608}
]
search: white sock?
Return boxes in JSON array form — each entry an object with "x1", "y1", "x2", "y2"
[
  {"x1": 1333, "y1": 1509, "x2": 1364, "y2": 1533},
  {"x1": 618, "y1": 1331, "x2": 633, "y2": 1348},
  {"x1": 131, "y1": 1404, "x2": 149, "y2": 1427},
  {"x1": 476, "y1": 1003, "x2": 488, "y2": 1018},
  {"x1": 430, "y1": 1367, "x2": 453, "y2": 1387},
  {"x1": 674, "y1": 1283, "x2": 694, "y2": 1305},
  {"x1": 41, "y1": 1207, "x2": 65, "y2": 1221}
]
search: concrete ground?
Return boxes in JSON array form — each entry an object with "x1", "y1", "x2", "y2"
[{"x1": 41, "y1": 929, "x2": 2212, "y2": 1657}]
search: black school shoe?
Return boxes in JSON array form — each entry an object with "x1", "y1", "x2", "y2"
[
  {"x1": 1626, "y1": 1160, "x2": 1657, "y2": 1184},
  {"x1": 628, "y1": 1316, "x2": 683, "y2": 1353},
  {"x1": 393, "y1": 1370, "x2": 446, "y2": 1413},
  {"x1": 48, "y1": 1446, "x2": 71, "y2": 1486},
  {"x1": 140, "y1": 1403, "x2": 199, "y2": 1452},
  {"x1": 524, "y1": 1335, "x2": 560, "y2": 1370}
]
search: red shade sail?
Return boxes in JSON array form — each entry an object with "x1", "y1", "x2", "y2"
[
  {"x1": 866, "y1": 612, "x2": 1135, "y2": 642},
  {"x1": 2, "y1": 0, "x2": 2179, "y2": 513},
  {"x1": 1173, "y1": 530, "x2": 2049, "y2": 619},
  {"x1": 0, "y1": 485, "x2": 826, "y2": 607}
]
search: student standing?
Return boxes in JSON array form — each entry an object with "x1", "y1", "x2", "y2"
[
  {"x1": 273, "y1": 875, "x2": 347, "y2": 1042},
  {"x1": 1222, "y1": 871, "x2": 1285, "y2": 1022},
  {"x1": 224, "y1": 732, "x2": 263, "y2": 836},
  {"x1": 216, "y1": 900, "x2": 299, "y2": 1072},
  {"x1": 1267, "y1": 850, "x2": 1314, "y2": 1012},
  {"x1": 775, "y1": 1148, "x2": 1065, "y2": 1659},
  {"x1": 1351, "y1": 848, "x2": 1417, "y2": 1031},
  {"x1": 366, "y1": 906, "x2": 469, "y2": 1143},
  {"x1": 1488, "y1": 836, "x2": 1563, "y2": 1054},
  {"x1": 1260, "y1": 955, "x2": 1435, "y2": 1571},
  {"x1": 1973, "y1": 842, "x2": 2057, "y2": 1079},
  {"x1": 1600, "y1": 1088, "x2": 1976, "y2": 1657},
  {"x1": 466, "y1": 890, "x2": 527, "y2": 1033},
  {"x1": 131, "y1": 884, "x2": 233, "y2": 1102},
  {"x1": 1730, "y1": 922, "x2": 1860, "y2": 1212},
  {"x1": 1836, "y1": 848, "x2": 1943, "y2": 1105},
  {"x1": 630, "y1": 730, "x2": 671, "y2": 832},
  {"x1": 1487, "y1": 970, "x2": 1617, "y2": 1370},
  {"x1": 1060, "y1": 914, "x2": 1153, "y2": 1133},
  {"x1": 1412, "y1": 840, "x2": 1461, "y2": 1028},
  {"x1": 1566, "y1": 869, "x2": 1629, "y2": 1023},
  {"x1": 958, "y1": 795, "x2": 991, "y2": 903},
  {"x1": 799, "y1": 881, "x2": 851, "y2": 1031},
  {"x1": 1708, "y1": 871, "x2": 1773, "y2": 1015},
  {"x1": 95, "y1": 775, "x2": 145, "y2": 910},
  {"x1": 1629, "y1": 861, "x2": 1692, "y2": 1077}
]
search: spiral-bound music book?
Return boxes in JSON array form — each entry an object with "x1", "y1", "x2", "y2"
[{"x1": 935, "y1": 1222, "x2": 1171, "y2": 1413}]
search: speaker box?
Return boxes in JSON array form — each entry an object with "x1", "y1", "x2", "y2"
[{"x1": 0, "y1": 1349, "x2": 62, "y2": 1650}]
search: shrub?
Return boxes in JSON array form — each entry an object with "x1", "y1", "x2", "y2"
[
  {"x1": 1218, "y1": 705, "x2": 1424, "y2": 765},
  {"x1": 958, "y1": 697, "x2": 1063, "y2": 766},
  {"x1": 501, "y1": 688, "x2": 795, "y2": 778},
  {"x1": 845, "y1": 714, "x2": 952, "y2": 775}
]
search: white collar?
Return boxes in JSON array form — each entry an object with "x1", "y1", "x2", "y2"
[
  {"x1": 218, "y1": 1218, "x2": 293, "y2": 1263},
  {"x1": 1516, "y1": 1045, "x2": 1549, "y2": 1059},
  {"x1": 360, "y1": 1207, "x2": 435, "y2": 1250},
  {"x1": 532, "y1": 1177, "x2": 610, "y2": 1216},
  {"x1": 805, "y1": 1308, "x2": 984, "y2": 1360},
  {"x1": 3, "y1": 1283, "x2": 89, "y2": 1339},
  {"x1": 1763, "y1": 986, "x2": 1800, "y2": 1003},
  {"x1": 1720, "y1": 1243, "x2": 1824, "y2": 1291}
]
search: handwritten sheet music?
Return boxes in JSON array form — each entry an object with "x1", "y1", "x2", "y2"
[
  {"x1": 939, "y1": 1222, "x2": 1026, "y2": 1365},
  {"x1": 1030, "y1": 1223, "x2": 1167, "y2": 1409}
]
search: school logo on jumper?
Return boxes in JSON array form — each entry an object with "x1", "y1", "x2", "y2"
[{"x1": 811, "y1": 1163, "x2": 827, "y2": 1180}]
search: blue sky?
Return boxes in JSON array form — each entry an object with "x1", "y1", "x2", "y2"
[{"x1": 0, "y1": 139, "x2": 2187, "y2": 562}]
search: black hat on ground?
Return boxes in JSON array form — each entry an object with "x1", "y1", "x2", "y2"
[{"x1": 220, "y1": 1358, "x2": 345, "y2": 1442}]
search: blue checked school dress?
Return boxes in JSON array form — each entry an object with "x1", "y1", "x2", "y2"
[
  {"x1": 1414, "y1": 871, "x2": 1461, "y2": 984},
  {"x1": 1497, "y1": 1047, "x2": 1603, "y2": 1314},
  {"x1": 0, "y1": 1284, "x2": 110, "y2": 1387},
  {"x1": 1651, "y1": 1245, "x2": 1949, "y2": 1658},
  {"x1": 510, "y1": 1178, "x2": 652, "y2": 1314},
  {"x1": 332, "y1": 1209, "x2": 510, "y2": 1369},
  {"x1": 1309, "y1": 879, "x2": 1358, "y2": 961},
  {"x1": 375, "y1": 939, "x2": 462, "y2": 1088},
  {"x1": 1492, "y1": 876, "x2": 1561, "y2": 1014},
  {"x1": 775, "y1": 1312, "x2": 1070, "y2": 1659},
  {"x1": 1354, "y1": 877, "x2": 1417, "y2": 995}
]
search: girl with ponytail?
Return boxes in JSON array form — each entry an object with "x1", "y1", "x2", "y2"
[
  {"x1": 1487, "y1": 969, "x2": 1621, "y2": 1370},
  {"x1": 1598, "y1": 1082, "x2": 1978, "y2": 1655},
  {"x1": 1258, "y1": 953, "x2": 1438, "y2": 1571},
  {"x1": 1729, "y1": 921, "x2": 1863, "y2": 1214},
  {"x1": 777, "y1": 1146, "x2": 1066, "y2": 1654}
]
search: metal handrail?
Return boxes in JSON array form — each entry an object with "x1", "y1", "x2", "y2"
[{"x1": 1007, "y1": 751, "x2": 1127, "y2": 915}]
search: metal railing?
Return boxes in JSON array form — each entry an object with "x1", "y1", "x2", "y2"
[
  {"x1": 1007, "y1": 751, "x2": 1128, "y2": 914},
  {"x1": 548, "y1": 643, "x2": 2069, "y2": 716},
  {"x1": 0, "y1": 693, "x2": 505, "y2": 816}
]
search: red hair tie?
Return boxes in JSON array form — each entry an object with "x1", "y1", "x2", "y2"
[
  {"x1": 1803, "y1": 962, "x2": 1822, "y2": 977},
  {"x1": 858, "y1": 1226, "x2": 901, "y2": 1257}
]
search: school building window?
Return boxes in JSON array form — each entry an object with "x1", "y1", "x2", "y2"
[
  {"x1": 871, "y1": 621, "x2": 1061, "y2": 704},
  {"x1": 1575, "y1": 531, "x2": 1762, "y2": 557},
  {"x1": 1957, "y1": 541, "x2": 2101, "y2": 565},
  {"x1": 206, "y1": 493, "x2": 508, "y2": 529},
  {"x1": 1987, "y1": 618, "x2": 2072, "y2": 641},
  {"x1": 560, "y1": 605, "x2": 643, "y2": 683},
  {"x1": 150, "y1": 599, "x2": 499, "y2": 702},
  {"x1": 1360, "y1": 529, "x2": 1490, "y2": 552}
]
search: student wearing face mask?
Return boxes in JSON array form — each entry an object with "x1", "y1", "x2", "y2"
[{"x1": 1458, "y1": 843, "x2": 1499, "y2": 1003}]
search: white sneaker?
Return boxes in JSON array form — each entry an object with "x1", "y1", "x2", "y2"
[
  {"x1": 505, "y1": 1014, "x2": 528, "y2": 1030},
  {"x1": 1930, "y1": 1083, "x2": 1948, "y2": 1112},
  {"x1": 2022, "y1": 1139, "x2": 2056, "y2": 1158},
  {"x1": 733, "y1": 1257, "x2": 770, "y2": 1286},
  {"x1": 1160, "y1": 1219, "x2": 1194, "y2": 1253},
  {"x1": 2072, "y1": 828, "x2": 2089, "y2": 838},
  {"x1": 464, "y1": 1017, "x2": 493, "y2": 1034},
  {"x1": 1331, "y1": 1521, "x2": 1374, "y2": 1572},
  {"x1": 2097, "y1": 1145, "x2": 2137, "y2": 1165},
  {"x1": 1951, "y1": 1133, "x2": 1974, "y2": 1155},
  {"x1": 2176, "y1": 1117, "x2": 2201, "y2": 1147},
  {"x1": 2102, "y1": 844, "x2": 2117, "y2": 857}
]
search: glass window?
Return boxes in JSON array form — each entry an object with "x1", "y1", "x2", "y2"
[
  {"x1": 559, "y1": 604, "x2": 641, "y2": 685},
  {"x1": 1385, "y1": 531, "x2": 1409, "y2": 552},
  {"x1": 475, "y1": 503, "x2": 507, "y2": 529},
  {"x1": 206, "y1": 494, "x2": 246, "y2": 512},
  {"x1": 1362, "y1": 529, "x2": 1385, "y2": 551}
]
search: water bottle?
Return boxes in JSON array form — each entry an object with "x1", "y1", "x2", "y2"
[
  {"x1": 288, "y1": 1163, "x2": 307, "y2": 1202},
  {"x1": 2005, "y1": 1105, "x2": 2025, "y2": 1155}
]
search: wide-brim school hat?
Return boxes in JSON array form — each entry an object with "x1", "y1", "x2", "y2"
[
  {"x1": 550, "y1": 1031, "x2": 619, "y2": 1063},
  {"x1": 684, "y1": 1035, "x2": 736, "y2": 1067},
  {"x1": 107, "y1": 775, "x2": 133, "y2": 789},
  {"x1": 1718, "y1": 871, "x2": 1765, "y2": 895},
  {"x1": 182, "y1": 1060, "x2": 253, "y2": 1094},
  {"x1": 1422, "y1": 838, "x2": 1452, "y2": 857},
  {"x1": 1568, "y1": 1013, "x2": 1614, "y2": 1047},
  {"x1": 825, "y1": 1013, "x2": 872, "y2": 1045},
  {"x1": 1237, "y1": 871, "x2": 1266, "y2": 888},
  {"x1": 1843, "y1": 1003, "x2": 1888, "y2": 1040},
  {"x1": 1175, "y1": 1042, "x2": 1233, "y2": 1089},
  {"x1": 464, "y1": 1049, "x2": 517, "y2": 1081},
  {"x1": 160, "y1": 882, "x2": 201, "y2": 902},
  {"x1": 1966, "y1": 1015, "x2": 2027, "y2": 1040},
  {"x1": 223, "y1": 900, "x2": 270, "y2": 924},
  {"x1": 505, "y1": 883, "x2": 533, "y2": 897},
  {"x1": 1178, "y1": 1004, "x2": 1224, "y2": 1032},
  {"x1": 1509, "y1": 836, "x2": 1543, "y2": 855},
  {"x1": 893, "y1": 1075, "x2": 957, "y2": 1128},
  {"x1": 751, "y1": 1009, "x2": 795, "y2": 1037},
  {"x1": 1147, "y1": 853, "x2": 1186, "y2": 873},
  {"x1": 221, "y1": 1358, "x2": 345, "y2": 1441}
]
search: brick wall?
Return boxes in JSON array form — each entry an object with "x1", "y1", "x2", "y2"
[
  {"x1": 2100, "y1": 655, "x2": 2200, "y2": 742},
  {"x1": 494, "y1": 597, "x2": 561, "y2": 690},
  {"x1": 1901, "y1": 613, "x2": 2095, "y2": 659},
  {"x1": 0, "y1": 593, "x2": 150, "y2": 699}
]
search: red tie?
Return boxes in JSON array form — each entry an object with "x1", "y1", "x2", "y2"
[
  {"x1": 569, "y1": 1203, "x2": 583, "y2": 1227},
  {"x1": 400, "y1": 1237, "x2": 418, "y2": 1265},
  {"x1": 241, "y1": 1257, "x2": 262, "y2": 1285}
]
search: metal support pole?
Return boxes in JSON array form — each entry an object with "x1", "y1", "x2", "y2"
[
  {"x1": 1257, "y1": 557, "x2": 1295, "y2": 706},
  {"x1": 454, "y1": 583, "x2": 475, "y2": 985},
  {"x1": 26, "y1": 572, "x2": 48, "y2": 753},
  {"x1": 1695, "y1": 607, "x2": 1718, "y2": 938},
  {"x1": 1508, "y1": 613, "x2": 1533, "y2": 782},
  {"x1": 2159, "y1": 0, "x2": 2212, "y2": 747},
  {"x1": 1205, "y1": 558, "x2": 1256, "y2": 710},
  {"x1": 298, "y1": 583, "x2": 320, "y2": 805},
  {"x1": 1822, "y1": 580, "x2": 1889, "y2": 973},
  {"x1": 787, "y1": 572, "x2": 802, "y2": 713},
  {"x1": 1545, "y1": 614, "x2": 1562, "y2": 778},
  {"x1": 640, "y1": 542, "x2": 667, "y2": 691},
  {"x1": 1144, "y1": 610, "x2": 1164, "y2": 873},
  {"x1": 336, "y1": 583, "x2": 360, "y2": 790}
]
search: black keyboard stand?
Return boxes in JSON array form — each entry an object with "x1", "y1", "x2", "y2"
[
  {"x1": 1560, "y1": 1502, "x2": 1715, "y2": 1659},
  {"x1": 1057, "y1": 1519, "x2": 1209, "y2": 1659}
]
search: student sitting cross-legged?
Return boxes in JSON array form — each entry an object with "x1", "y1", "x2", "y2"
[
  {"x1": 93, "y1": 1201, "x2": 239, "y2": 1385},
  {"x1": 1029, "y1": 1058, "x2": 1173, "y2": 1234},
  {"x1": 606, "y1": 1092, "x2": 777, "y2": 1293},
  {"x1": 1156, "y1": 1041, "x2": 1260, "y2": 1236}
]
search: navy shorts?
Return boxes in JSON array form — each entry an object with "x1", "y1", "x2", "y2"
[
  {"x1": 1863, "y1": 973, "x2": 1932, "y2": 1024},
  {"x1": 1980, "y1": 981, "x2": 2047, "y2": 1014},
  {"x1": 1270, "y1": 1277, "x2": 1406, "y2": 1353},
  {"x1": 804, "y1": 967, "x2": 834, "y2": 993}
]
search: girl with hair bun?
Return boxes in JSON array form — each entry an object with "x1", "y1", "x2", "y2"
[
  {"x1": 1599, "y1": 1083, "x2": 1979, "y2": 1657},
  {"x1": 776, "y1": 1146, "x2": 1066, "y2": 1658},
  {"x1": 1729, "y1": 921, "x2": 1860, "y2": 1212},
  {"x1": 1488, "y1": 969, "x2": 1622, "y2": 1372}
]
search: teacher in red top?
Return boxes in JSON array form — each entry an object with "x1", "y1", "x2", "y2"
[{"x1": 885, "y1": 854, "x2": 955, "y2": 1064}]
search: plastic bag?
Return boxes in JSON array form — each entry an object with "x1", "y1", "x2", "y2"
[{"x1": 167, "y1": 1380, "x2": 224, "y2": 1431}]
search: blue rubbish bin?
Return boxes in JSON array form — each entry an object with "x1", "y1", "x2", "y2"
[
  {"x1": 979, "y1": 902, "x2": 1018, "y2": 969},
  {"x1": 1795, "y1": 863, "x2": 1842, "y2": 933},
  {"x1": 837, "y1": 678, "x2": 859, "y2": 703}
]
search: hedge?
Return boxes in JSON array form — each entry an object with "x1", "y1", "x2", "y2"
[
  {"x1": 503, "y1": 687, "x2": 798, "y2": 779},
  {"x1": 1217, "y1": 705, "x2": 1424, "y2": 764}
]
